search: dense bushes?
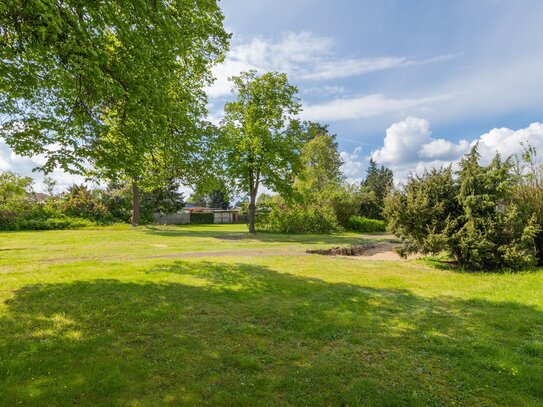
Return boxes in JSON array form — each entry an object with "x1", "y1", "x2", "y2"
[
  {"x1": 57, "y1": 185, "x2": 111, "y2": 222},
  {"x1": 385, "y1": 146, "x2": 539, "y2": 271},
  {"x1": 0, "y1": 172, "x2": 191, "y2": 230},
  {"x1": 4, "y1": 217, "x2": 95, "y2": 231},
  {"x1": 189, "y1": 212, "x2": 214, "y2": 224},
  {"x1": 256, "y1": 204, "x2": 339, "y2": 234},
  {"x1": 347, "y1": 216, "x2": 386, "y2": 233}
]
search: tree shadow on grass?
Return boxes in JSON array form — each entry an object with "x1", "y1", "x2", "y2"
[{"x1": 1, "y1": 262, "x2": 543, "y2": 406}]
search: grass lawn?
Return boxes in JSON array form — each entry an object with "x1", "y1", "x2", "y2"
[{"x1": 1, "y1": 224, "x2": 542, "y2": 406}]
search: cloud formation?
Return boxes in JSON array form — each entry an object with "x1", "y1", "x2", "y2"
[
  {"x1": 0, "y1": 139, "x2": 86, "y2": 193},
  {"x1": 206, "y1": 31, "x2": 454, "y2": 98},
  {"x1": 342, "y1": 118, "x2": 543, "y2": 183},
  {"x1": 300, "y1": 94, "x2": 452, "y2": 122}
]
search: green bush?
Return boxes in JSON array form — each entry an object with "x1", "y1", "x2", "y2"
[
  {"x1": 256, "y1": 204, "x2": 340, "y2": 234},
  {"x1": 59, "y1": 185, "x2": 111, "y2": 222},
  {"x1": 0, "y1": 216, "x2": 95, "y2": 231},
  {"x1": 190, "y1": 212, "x2": 214, "y2": 224},
  {"x1": 347, "y1": 216, "x2": 386, "y2": 233}
]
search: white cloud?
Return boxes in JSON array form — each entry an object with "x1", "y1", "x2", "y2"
[
  {"x1": 300, "y1": 94, "x2": 453, "y2": 122},
  {"x1": 372, "y1": 117, "x2": 434, "y2": 164},
  {"x1": 206, "y1": 31, "x2": 455, "y2": 98},
  {"x1": 0, "y1": 138, "x2": 89, "y2": 193},
  {"x1": 366, "y1": 118, "x2": 543, "y2": 183},
  {"x1": 340, "y1": 147, "x2": 363, "y2": 181},
  {"x1": 420, "y1": 139, "x2": 470, "y2": 160}
]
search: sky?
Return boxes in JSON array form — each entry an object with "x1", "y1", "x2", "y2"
[{"x1": 2, "y1": 0, "x2": 543, "y2": 190}]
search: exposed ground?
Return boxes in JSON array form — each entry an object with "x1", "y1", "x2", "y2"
[{"x1": 1, "y1": 224, "x2": 542, "y2": 406}]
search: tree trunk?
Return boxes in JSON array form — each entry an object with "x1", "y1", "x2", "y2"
[
  {"x1": 132, "y1": 179, "x2": 141, "y2": 227},
  {"x1": 248, "y1": 191, "x2": 257, "y2": 234}
]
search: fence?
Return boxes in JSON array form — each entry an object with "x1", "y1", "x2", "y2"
[{"x1": 153, "y1": 212, "x2": 190, "y2": 225}]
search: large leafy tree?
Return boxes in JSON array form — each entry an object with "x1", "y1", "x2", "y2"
[
  {"x1": 219, "y1": 71, "x2": 304, "y2": 234},
  {"x1": 0, "y1": 0, "x2": 230, "y2": 225}
]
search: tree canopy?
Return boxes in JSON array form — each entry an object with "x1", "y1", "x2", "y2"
[
  {"x1": 0, "y1": 0, "x2": 230, "y2": 224},
  {"x1": 219, "y1": 70, "x2": 304, "y2": 233}
]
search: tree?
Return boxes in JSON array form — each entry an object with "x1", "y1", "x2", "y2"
[
  {"x1": 0, "y1": 0, "x2": 230, "y2": 226},
  {"x1": 514, "y1": 144, "x2": 543, "y2": 265},
  {"x1": 43, "y1": 177, "x2": 57, "y2": 197},
  {"x1": 294, "y1": 123, "x2": 344, "y2": 200},
  {"x1": 386, "y1": 145, "x2": 537, "y2": 270},
  {"x1": 0, "y1": 171, "x2": 33, "y2": 204},
  {"x1": 384, "y1": 166, "x2": 459, "y2": 256},
  {"x1": 360, "y1": 159, "x2": 394, "y2": 219},
  {"x1": 142, "y1": 179, "x2": 185, "y2": 215},
  {"x1": 219, "y1": 71, "x2": 304, "y2": 234},
  {"x1": 446, "y1": 148, "x2": 536, "y2": 270},
  {"x1": 190, "y1": 180, "x2": 230, "y2": 209},
  {"x1": 292, "y1": 124, "x2": 362, "y2": 228}
]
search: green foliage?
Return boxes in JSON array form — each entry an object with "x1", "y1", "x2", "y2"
[
  {"x1": 359, "y1": 159, "x2": 394, "y2": 220},
  {"x1": 1, "y1": 0, "x2": 230, "y2": 171},
  {"x1": 1, "y1": 1, "x2": 229, "y2": 226},
  {"x1": 328, "y1": 185, "x2": 363, "y2": 228},
  {"x1": 58, "y1": 185, "x2": 110, "y2": 223},
  {"x1": 3, "y1": 217, "x2": 95, "y2": 231},
  {"x1": 347, "y1": 216, "x2": 386, "y2": 233},
  {"x1": 513, "y1": 144, "x2": 543, "y2": 265},
  {"x1": 294, "y1": 123, "x2": 344, "y2": 199},
  {"x1": 256, "y1": 203, "x2": 340, "y2": 234},
  {"x1": 384, "y1": 166, "x2": 459, "y2": 256},
  {"x1": 386, "y1": 146, "x2": 537, "y2": 270},
  {"x1": 190, "y1": 180, "x2": 230, "y2": 209},
  {"x1": 100, "y1": 183, "x2": 133, "y2": 223},
  {"x1": 219, "y1": 70, "x2": 304, "y2": 233},
  {"x1": 190, "y1": 212, "x2": 215, "y2": 225},
  {"x1": 142, "y1": 180, "x2": 185, "y2": 214}
]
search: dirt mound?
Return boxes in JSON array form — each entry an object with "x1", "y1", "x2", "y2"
[
  {"x1": 307, "y1": 241, "x2": 418, "y2": 261},
  {"x1": 307, "y1": 244, "x2": 377, "y2": 256}
]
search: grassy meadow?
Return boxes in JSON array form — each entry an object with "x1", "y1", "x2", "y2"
[{"x1": 1, "y1": 225, "x2": 542, "y2": 406}]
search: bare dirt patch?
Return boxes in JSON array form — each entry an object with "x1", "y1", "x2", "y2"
[{"x1": 307, "y1": 241, "x2": 419, "y2": 261}]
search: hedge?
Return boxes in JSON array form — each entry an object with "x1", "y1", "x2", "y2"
[
  {"x1": 0, "y1": 217, "x2": 95, "y2": 231},
  {"x1": 190, "y1": 212, "x2": 214, "y2": 224},
  {"x1": 347, "y1": 216, "x2": 386, "y2": 233}
]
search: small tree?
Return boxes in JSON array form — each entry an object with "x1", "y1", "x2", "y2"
[
  {"x1": 514, "y1": 145, "x2": 543, "y2": 265},
  {"x1": 360, "y1": 159, "x2": 394, "y2": 220},
  {"x1": 294, "y1": 123, "x2": 344, "y2": 201},
  {"x1": 219, "y1": 71, "x2": 304, "y2": 234}
]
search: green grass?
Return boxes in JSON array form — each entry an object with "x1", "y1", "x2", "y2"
[{"x1": 1, "y1": 225, "x2": 542, "y2": 406}]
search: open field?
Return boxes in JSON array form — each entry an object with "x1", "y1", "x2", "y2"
[{"x1": 1, "y1": 225, "x2": 543, "y2": 406}]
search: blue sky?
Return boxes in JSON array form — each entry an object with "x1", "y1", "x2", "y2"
[
  {"x1": 2, "y1": 0, "x2": 543, "y2": 189},
  {"x1": 211, "y1": 0, "x2": 543, "y2": 181}
]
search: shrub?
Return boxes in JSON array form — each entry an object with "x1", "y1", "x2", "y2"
[
  {"x1": 58, "y1": 185, "x2": 110, "y2": 223},
  {"x1": 347, "y1": 216, "x2": 386, "y2": 233},
  {"x1": 385, "y1": 146, "x2": 538, "y2": 271},
  {"x1": 0, "y1": 216, "x2": 94, "y2": 231},
  {"x1": 256, "y1": 204, "x2": 340, "y2": 234},
  {"x1": 190, "y1": 212, "x2": 214, "y2": 224}
]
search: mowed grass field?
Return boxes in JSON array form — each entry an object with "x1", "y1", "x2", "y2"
[{"x1": 1, "y1": 225, "x2": 543, "y2": 406}]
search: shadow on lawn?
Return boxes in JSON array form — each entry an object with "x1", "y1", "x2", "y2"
[
  {"x1": 142, "y1": 225, "x2": 380, "y2": 246},
  {"x1": 1, "y1": 262, "x2": 543, "y2": 406}
]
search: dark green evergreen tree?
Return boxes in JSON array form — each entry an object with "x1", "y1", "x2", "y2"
[{"x1": 360, "y1": 159, "x2": 394, "y2": 219}]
